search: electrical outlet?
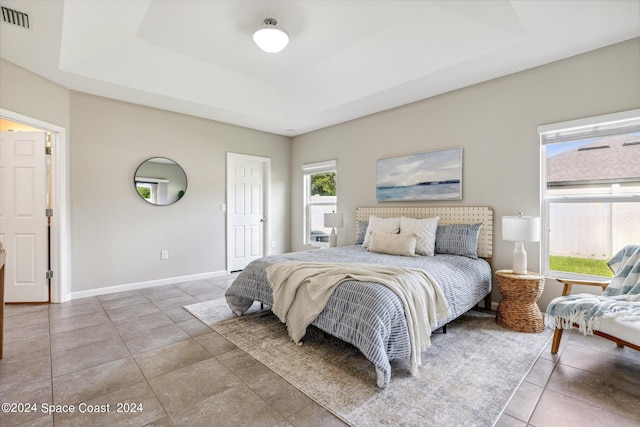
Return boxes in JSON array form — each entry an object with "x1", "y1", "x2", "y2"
[{"x1": 161, "y1": 250, "x2": 169, "y2": 260}]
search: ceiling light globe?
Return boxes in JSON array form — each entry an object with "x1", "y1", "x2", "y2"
[{"x1": 253, "y1": 18, "x2": 289, "y2": 53}]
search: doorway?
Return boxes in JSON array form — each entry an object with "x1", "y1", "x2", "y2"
[
  {"x1": 0, "y1": 109, "x2": 69, "y2": 303},
  {"x1": 226, "y1": 153, "x2": 271, "y2": 272}
]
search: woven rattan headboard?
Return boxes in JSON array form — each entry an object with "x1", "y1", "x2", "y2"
[{"x1": 355, "y1": 206, "x2": 493, "y2": 260}]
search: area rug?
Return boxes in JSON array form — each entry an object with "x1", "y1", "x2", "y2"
[{"x1": 184, "y1": 299, "x2": 552, "y2": 427}]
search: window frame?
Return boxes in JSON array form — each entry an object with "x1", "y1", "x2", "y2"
[
  {"x1": 539, "y1": 109, "x2": 640, "y2": 280},
  {"x1": 302, "y1": 160, "x2": 337, "y2": 247}
]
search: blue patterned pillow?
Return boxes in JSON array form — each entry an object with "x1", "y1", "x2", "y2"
[
  {"x1": 355, "y1": 221, "x2": 368, "y2": 245},
  {"x1": 435, "y1": 223, "x2": 482, "y2": 258}
]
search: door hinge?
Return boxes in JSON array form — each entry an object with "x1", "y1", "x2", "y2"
[
  {"x1": 46, "y1": 270, "x2": 54, "y2": 280},
  {"x1": 45, "y1": 146, "x2": 52, "y2": 155},
  {"x1": 46, "y1": 208, "x2": 53, "y2": 217}
]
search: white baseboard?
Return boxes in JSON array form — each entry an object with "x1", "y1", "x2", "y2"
[{"x1": 68, "y1": 270, "x2": 229, "y2": 301}]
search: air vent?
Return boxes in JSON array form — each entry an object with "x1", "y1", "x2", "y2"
[{"x1": 2, "y1": 6, "x2": 29, "y2": 29}]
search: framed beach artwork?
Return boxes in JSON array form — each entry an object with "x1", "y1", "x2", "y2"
[{"x1": 376, "y1": 147, "x2": 463, "y2": 201}]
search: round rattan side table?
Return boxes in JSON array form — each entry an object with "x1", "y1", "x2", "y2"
[{"x1": 495, "y1": 270, "x2": 545, "y2": 333}]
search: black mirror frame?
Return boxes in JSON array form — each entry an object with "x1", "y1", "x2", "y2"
[{"x1": 134, "y1": 157, "x2": 188, "y2": 206}]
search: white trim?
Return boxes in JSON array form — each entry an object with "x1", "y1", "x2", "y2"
[
  {"x1": 135, "y1": 176, "x2": 170, "y2": 183},
  {"x1": 538, "y1": 109, "x2": 640, "y2": 279},
  {"x1": 303, "y1": 160, "x2": 338, "y2": 247},
  {"x1": 546, "y1": 195, "x2": 640, "y2": 203},
  {"x1": 301, "y1": 159, "x2": 337, "y2": 173},
  {"x1": 537, "y1": 109, "x2": 640, "y2": 134},
  {"x1": 538, "y1": 109, "x2": 640, "y2": 144},
  {"x1": 226, "y1": 152, "x2": 271, "y2": 273},
  {"x1": 69, "y1": 270, "x2": 228, "y2": 300},
  {"x1": 0, "y1": 108, "x2": 70, "y2": 303}
]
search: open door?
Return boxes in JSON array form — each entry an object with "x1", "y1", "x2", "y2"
[{"x1": 0, "y1": 131, "x2": 49, "y2": 302}]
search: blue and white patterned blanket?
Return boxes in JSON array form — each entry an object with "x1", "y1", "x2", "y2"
[
  {"x1": 225, "y1": 245, "x2": 491, "y2": 388},
  {"x1": 603, "y1": 245, "x2": 640, "y2": 296},
  {"x1": 545, "y1": 245, "x2": 640, "y2": 335}
]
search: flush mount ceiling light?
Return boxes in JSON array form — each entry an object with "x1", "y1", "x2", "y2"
[{"x1": 253, "y1": 18, "x2": 289, "y2": 53}]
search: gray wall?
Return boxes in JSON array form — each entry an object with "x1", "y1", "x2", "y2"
[
  {"x1": 2, "y1": 38, "x2": 639, "y2": 306},
  {"x1": 0, "y1": 59, "x2": 71, "y2": 129},
  {"x1": 69, "y1": 92, "x2": 291, "y2": 291},
  {"x1": 290, "y1": 38, "x2": 640, "y2": 309},
  {"x1": 1, "y1": 58, "x2": 291, "y2": 294}
]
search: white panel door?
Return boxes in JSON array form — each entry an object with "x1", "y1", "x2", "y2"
[
  {"x1": 229, "y1": 156, "x2": 264, "y2": 271},
  {"x1": 0, "y1": 131, "x2": 48, "y2": 302}
]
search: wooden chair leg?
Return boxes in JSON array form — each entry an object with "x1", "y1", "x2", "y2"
[
  {"x1": 551, "y1": 328, "x2": 563, "y2": 354},
  {"x1": 549, "y1": 281, "x2": 573, "y2": 355}
]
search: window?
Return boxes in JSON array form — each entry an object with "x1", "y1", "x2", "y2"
[
  {"x1": 134, "y1": 178, "x2": 168, "y2": 205},
  {"x1": 302, "y1": 160, "x2": 337, "y2": 246},
  {"x1": 136, "y1": 182, "x2": 153, "y2": 201},
  {"x1": 539, "y1": 109, "x2": 640, "y2": 279}
]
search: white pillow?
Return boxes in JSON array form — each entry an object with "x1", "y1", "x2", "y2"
[
  {"x1": 368, "y1": 231, "x2": 417, "y2": 257},
  {"x1": 400, "y1": 216, "x2": 439, "y2": 256},
  {"x1": 362, "y1": 216, "x2": 400, "y2": 248}
]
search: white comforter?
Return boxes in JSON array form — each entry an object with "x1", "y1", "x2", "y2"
[{"x1": 266, "y1": 261, "x2": 451, "y2": 377}]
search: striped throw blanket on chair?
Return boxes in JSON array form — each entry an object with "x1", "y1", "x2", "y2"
[{"x1": 545, "y1": 245, "x2": 640, "y2": 335}]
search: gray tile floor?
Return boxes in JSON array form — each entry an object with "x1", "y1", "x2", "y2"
[
  {"x1": 497, "y1": 323, "x2": 640, "y2": 427},
  {"x1": 1, "y1": 275, "x2": 638, "y2": 426}
]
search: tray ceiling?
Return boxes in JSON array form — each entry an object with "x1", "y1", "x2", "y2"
[{"x1": 1, "y1": 1, "x2": 638, "y2": 136}]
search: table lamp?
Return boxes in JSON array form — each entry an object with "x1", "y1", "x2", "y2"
[
  {"x1": 324, "y1": 212, "x2": 344, "y2": 248},
  {"x1": 502, "y1": 213, "x2": 540, "y2": 274}
]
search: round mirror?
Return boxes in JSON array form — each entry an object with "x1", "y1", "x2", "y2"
[{"x1": 134, "y1": 157, "x2": 187, "y2": 205}]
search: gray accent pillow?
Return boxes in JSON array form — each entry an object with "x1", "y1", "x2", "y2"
[
  {"x1": 435, "y1": 223, "x2": 482, "y2": 258},
  {"x1": 355, "y1": 220, "x2": 368, "y2": 245}
]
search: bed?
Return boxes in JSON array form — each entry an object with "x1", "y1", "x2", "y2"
[{"x1": 225, "y1": 206, "x2": 493, "y2": 388}]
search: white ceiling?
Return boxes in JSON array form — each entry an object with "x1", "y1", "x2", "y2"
[{"x1": 1, "y1": 1, "x2": 639, "y2": 136}]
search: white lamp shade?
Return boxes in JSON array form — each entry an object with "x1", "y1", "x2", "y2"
[
  {"x1": 502, "y1": 216, "x2": 540, "y2": 242},
  {"x1": 324, "y1": 212, "x2": 344, "y2": 228},
  {"x1": 253, "y1": 19, "x2": 289, "y2": 53}
]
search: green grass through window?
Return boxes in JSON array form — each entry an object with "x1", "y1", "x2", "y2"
[{"x1": 549, "y1": 256, "x2": 613, "y2": 277}]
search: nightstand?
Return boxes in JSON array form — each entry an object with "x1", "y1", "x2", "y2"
[{"x1": 495, "y1": 270, "x2": 545, "y2": 333}]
